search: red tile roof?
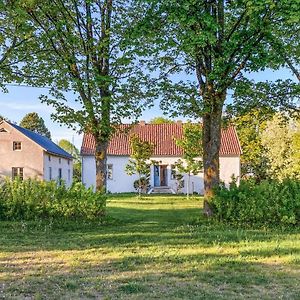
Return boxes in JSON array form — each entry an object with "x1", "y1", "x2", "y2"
[{"x1": 81, "y1": 123, "x2": 242, "y2": 156}]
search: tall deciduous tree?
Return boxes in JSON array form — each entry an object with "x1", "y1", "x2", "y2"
[
  {"x1": 0, "y1": 1, "x2": 37, "y2": 90},
  {"x1": 175, "y1": 123, "x2": 203, "y2": 199},
  {"x1": 0, "y1": 115, "x2": 11, "y2": 122},
  {"x1": 291, "y1": 122, "x2": 300, "y2": 177},
  {"x1": 18, "y1": 0, "x2": 154, "y2": 192},
  {"x1": 261, "y1": 114, "x2": 297, "y2": 180},
  {"x1": 125, "y1": 134, "x2": 154, "y2": 196},
  {"x1": 133, "y1": 0, "x2": 299, "y2": 212},
  {"x1": 20, "y1": 112, "x2": 51, "y2": 139},
  {"x1": 58, "y1": 139, "x2": 81, "y2": 182},
  {"x1": 232, "y1": 109, "x2": 270, "y2": 182},
  {"x1": 149, "y1": 117, "x2": 174, "y2": 124}
]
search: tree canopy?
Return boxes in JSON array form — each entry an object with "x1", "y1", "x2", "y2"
[
  {"x1": 149, "y1": 117, "x2": 174, "y2": 124},
  {"x1": 175, "y1": 123, "x2": 203, "y2": 198},
  {"x1": 132, "y1": 0, "x2": 300, "y2": 209},
  {"x1": 20, "y1": 112, "x2": 51, "y2": 139},
  {"x1": 0, "y1": 1, "x2": 40, "y2": 90},
  {"x1": 16, "y1": 0, "x2": 155, "y2": 191},
  {"x1": 125, "y1": 134, "x2": 154, "y2": 195},
  {"x1": 58, "y1": 139, "x2": 81, "y2": 182},
  {"x1": 261, "y1": 114, "x2": 300, "y2": 180}
]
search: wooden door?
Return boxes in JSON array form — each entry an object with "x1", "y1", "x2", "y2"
[{"x1": 160, "y1": 165, "x2": 167, "y2": 186}]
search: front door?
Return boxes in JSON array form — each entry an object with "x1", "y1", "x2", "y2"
[
  {"x1": 160, "y1": 165, "x2": 167, "y2": 186},
  {"x1": 154, "y1": 165, "x2": 160, "y2": 187}
]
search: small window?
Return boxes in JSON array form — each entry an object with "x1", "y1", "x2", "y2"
[
  {"x1": 49, "y1": 167, "x2": 52, "y2": 180},
  {"x1": 13, "y1": 141, "x2": 22, "y2": 151},
  {"x1": 0, "y1": 128, "x2": 7, "y2": 133},
  {"x1": 170, "y1": 165, "x2": 176, "y2": 180},
  {"x1": 58, "y1": 168, "x2": 62, "y2": 185},
  {"x1": 68, "y1": 169, "x2": 70, "y2": 182},
  {"x1": 48, "y1": 155, "x2": 51, "y2": 161},
  {"x1": 107, "y1": 164, "x2": 113, "y2": 180},
  {"x1": 12, "y1": 167, "x2": 24, "y2": 180},
  {"x1": 67, "y1": 159, "x2": 70, "y2": 165},
  {"x1": 59, "y1": 158, "x2": 61, "y2": 164}
]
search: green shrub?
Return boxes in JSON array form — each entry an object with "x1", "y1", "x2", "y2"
[
  {"x1": 0, "y1": 178, "x2": 106, "y2": 221},
  {"x1": 133, "y1": 176, "x2": 150, "y2": 194},
  {"x1": 211, "y1": 178, "x2": 300, "y2": 227}
]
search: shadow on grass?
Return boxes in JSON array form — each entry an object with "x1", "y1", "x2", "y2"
[
  {"x1": 0, "y1": 207, "x2": 299, "y2": 254},
  {"x1": 1, "y1": 196, "x2": 300, "y2": 299},
  {"x1": 1, "y1": 252, "x2": 300, "y2": 299}
]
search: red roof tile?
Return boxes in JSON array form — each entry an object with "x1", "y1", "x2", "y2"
[{"x1": 81, "y1": 123, "x2": 242, "y2": 156}]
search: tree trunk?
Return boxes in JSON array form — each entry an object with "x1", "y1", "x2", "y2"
[
  {"x1": 95, "y1": 137, "x2": 109, "y2": 193},
  {"x1": 138, "y1": 172, "x2": 141, "y2": 198},
  {"x1": 187, "y1": 172, "x2": 190, "y2": 199},
  {"x1": 202, "y1": 94, "x2": 225, "y2": 216}
]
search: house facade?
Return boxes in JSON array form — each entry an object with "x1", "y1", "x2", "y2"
[
  {"x1": 0, "y1": 120, "x2": 73, "y2": 186},
  {"x1": 81, "y1": 122, "x2": 242, "y2": 194}
]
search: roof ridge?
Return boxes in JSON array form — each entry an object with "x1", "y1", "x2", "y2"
[
  {"x1": 9, "y1": 122, "x2": 73, "y2": 159},
  {"x1": 81, "y1": 124, "x2": 241, "y2": 157}
]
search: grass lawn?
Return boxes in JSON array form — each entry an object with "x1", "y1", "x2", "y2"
[{"x1": 0, "y1": 194, "x2": 300, "y2": 299}]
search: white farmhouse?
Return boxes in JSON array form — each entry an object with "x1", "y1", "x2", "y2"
[
  {"x1": 81, "y1": 122, "x2": 242, "y2": 194},
  {"x1": 0, "y1": 120, "x2": 73, "y2": 186}
]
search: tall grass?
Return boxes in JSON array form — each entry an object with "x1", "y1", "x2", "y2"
[{"x1": 0, "y1": 178, "x2": 106, "y2": 220}]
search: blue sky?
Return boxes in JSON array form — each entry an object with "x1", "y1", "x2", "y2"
[{"x1": 0, "y1": 68, "x2": 296, "y2": 149}]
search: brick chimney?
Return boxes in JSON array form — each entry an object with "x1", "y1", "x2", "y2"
[
  {"x1": 139, "y1": 120, "x2": 146, "y2": 126},
  {"x1": 176, "y1": 120, "x2": 182, "y2": 125}
]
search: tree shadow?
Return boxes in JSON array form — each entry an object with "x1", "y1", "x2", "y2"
[
  {"x1": 1, "y1": 252, "x2": 300, "y2": 299},
  {"x1": 0, "y1": 205, "x2": 300, "y2": 253}
]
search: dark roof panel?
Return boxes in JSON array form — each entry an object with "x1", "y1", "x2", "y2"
[{"x1": 9, "y1": 122, "x2": 73, "y2": 159}]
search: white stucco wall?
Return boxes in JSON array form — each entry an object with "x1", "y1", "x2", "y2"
[
  {"x1": 43, "y1": 152, "x2": 73, "y2": 187},
  {"x1": 82, "y1": 156, "x2": 140, "y2": 193},
  {"x1": 82, "y1": 155, "x2": 240, "y2": 194},
  {"x1": 220, "y1": 156, "x2": 241, "y2": 186}
]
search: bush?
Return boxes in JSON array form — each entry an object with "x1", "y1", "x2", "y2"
[
  {"x1": 0, "y1": 178, "x2": 106, "y2": 221},
  {"x1": 133, "y1": 177, "x2": 150, "y2": 194},
  {"x1": 211, "y1": 178, "x2": 300, "y2": 227}
]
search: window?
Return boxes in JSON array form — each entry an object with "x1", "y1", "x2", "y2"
[
  {"x1": 58, "y1": 168, "x2": 62, "y2": 185},
  {"x1": 68, "y1": 169, "x2": 71, "y2": 182},
  {"x1": 0, "y1": 128, "x2": 7, "y2": 133},
  {"x1": 170, "y1": 165, "x2": 176, "y2": 180},
  {"x1": 59, "y1": 158, "x2": 61, "y2": 164},
  {"x1": 48, "y1": 155, "x2": 51, "y2": 161},
  {"x1": 49, "y1": 167, "x2": 52, "y2": 180},
  {"x1": 13, "y1": 141, "x2": 22, "y2": 151},
  {"x1": 67, "y1": 159, "x2": 70, "y2": 165},
  {"x1": 107, "y1": 164, "x2": 113, "y2": 180},
  {"x1": 12, "y1": 167, "x2": 24, "y2": 180}
]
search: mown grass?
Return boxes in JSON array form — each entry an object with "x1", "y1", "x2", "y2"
[{"x1": 0, "y1": 194, "x2": 300, "y2": 299}]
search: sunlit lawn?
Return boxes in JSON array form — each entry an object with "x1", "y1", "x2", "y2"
[{"x1": 0, "y1": 194, "x2": 300, "y2": 299}]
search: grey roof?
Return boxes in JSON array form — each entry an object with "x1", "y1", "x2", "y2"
[{"x1": 9, "y1": 122, "x2": 73, "y2": 159}]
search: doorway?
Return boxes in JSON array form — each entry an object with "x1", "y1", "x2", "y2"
[{"x1": 154, "y1": 165, "x2": 168, "y2": 187}]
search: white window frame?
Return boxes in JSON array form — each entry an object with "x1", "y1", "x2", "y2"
[
  {"x1": 12, "y1": 167, "x2": 24, "y2": 180},
  {"x1": 107, "y1": 164, "x2": 113, "y2": 180},
  {"x1": 13, "y1": 141, "x2": 22, "y2": 151},
  {"x1": 170, "y1": 164, "x2": 176, "y2": 180}
]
